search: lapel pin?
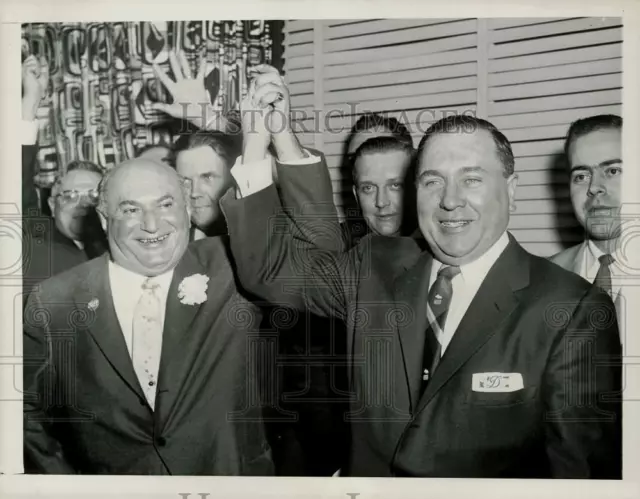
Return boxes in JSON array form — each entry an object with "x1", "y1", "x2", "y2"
[
  {"x1": 88, "y1": 298, "x2": 100, "y2": 311},
  {"x1": 422, "y1": 369, "x2": 430, "y2": 381}
]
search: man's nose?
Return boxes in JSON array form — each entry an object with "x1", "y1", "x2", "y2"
[
  {"x1": 375, "y1": 189, "x2": 390, "y2": 208},
  {"x1": 190, "y1": 179, "x2": 204, "y2": 198},
  {"x1": 141, "y1": 210, "x2": 159, "y2": 232},
  {"x1": 440, "y1": 182, "x2": 465, "y2": 211},
  {"x1": 587, "y1": 171, "x2": 607, "y2": 197}
]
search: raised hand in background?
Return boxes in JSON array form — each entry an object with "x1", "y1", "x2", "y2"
[
  {"x1": 250, "y1": 64, "x2": 304, "y2": 163},
  {"x1": 152, "y1": 51, "x2": 227, "y2": 132},
  {"x1": 22, "y1": 55, "x2": 49, "y2": 121}
]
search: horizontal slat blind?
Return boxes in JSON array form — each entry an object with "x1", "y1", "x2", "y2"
[
  {"x1": 284, "y1": 17, "x2": 622, "y2": 256},
  {"x1": 284, "y1": 19, "x2": 478, "y2": 217},
  {"x1": 486, "y1": 17, "x2": 622, "y2": 256}
]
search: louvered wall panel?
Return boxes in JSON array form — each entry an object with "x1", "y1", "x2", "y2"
[
  {"x1": 283, "y1": 17, "x2": 622, "y2": 256},
  {"x1": 285, "y1": 19, "x2": 479, "y2": 219},
  {"x1": 486, "y1": 17, "x2": 622, "y2": 256}
]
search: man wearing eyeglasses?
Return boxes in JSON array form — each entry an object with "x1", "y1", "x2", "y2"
[{"x1": 24, "y1": 161, "x2": 108, "y2": 298}]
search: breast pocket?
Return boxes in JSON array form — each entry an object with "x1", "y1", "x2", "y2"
[{"x1": 465, "y1": 386, "x2": 538, "y2": 407}]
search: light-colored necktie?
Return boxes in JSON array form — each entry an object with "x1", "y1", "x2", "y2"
[{"x1": 132, "y1": 277, "x2": 163, "y2": 410}]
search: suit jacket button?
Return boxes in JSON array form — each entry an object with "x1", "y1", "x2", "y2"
[{"x1": 156, "y1": 437, "x2": 166, "y2": 446}]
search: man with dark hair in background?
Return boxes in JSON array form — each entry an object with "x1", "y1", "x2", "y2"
[
  {"x1": 550, "y1": 114, "x2": 625, "y2": 340},
  {"x1": 171, "y1": 130, "x2": 239, "y2": 240},
  {"x1": 222, "y1": 68, "x2": 622, "y2": 477}
]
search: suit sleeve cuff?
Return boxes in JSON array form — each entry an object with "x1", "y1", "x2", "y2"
[
  {"x1": 231, "y1": 154, "x2": 274, "y2": 198},
  {"x1": 22, "y1": 120, "x2": 39, "y2": 145}
]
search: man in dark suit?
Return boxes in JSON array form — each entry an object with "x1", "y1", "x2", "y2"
[
  {"x1": 549, "y1": 115, "x2": 625, "y2": 340},
  {"x1": 221, "y1": 77, "x2": 622, "y2": 478},
  {"x1": 23, "y1": 157, "x2": 274, "y2": 475},
  {"x1": 23, "y1": 161, "x2": 109, "y2": 306}
]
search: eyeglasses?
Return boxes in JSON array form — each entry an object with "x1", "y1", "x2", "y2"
[{"x1": 55, "y1": 189, "x2": 100, "y2": 205}]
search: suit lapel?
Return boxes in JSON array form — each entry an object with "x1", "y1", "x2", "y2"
[
  {"x1": 415, "y1": 236, "x2": 530, "y2": 415},
  {"x1": 79, "y1": 254, "x2": 145, "y2": 400},
  {"x1": 155, "y1": 246, "x2": 208, "y2": 426},
  {"x1": 393, "y1": 248, "x2": 433, "y2": 412}
]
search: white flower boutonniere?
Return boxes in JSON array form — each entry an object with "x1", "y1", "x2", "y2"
[{"x1": 178, "y1": 274, "x2": 210, "y2": 305}]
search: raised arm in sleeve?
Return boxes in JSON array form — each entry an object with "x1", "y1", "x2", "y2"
[{"x1": 221, "y1": 183, "x2": 361, "y2": 321}]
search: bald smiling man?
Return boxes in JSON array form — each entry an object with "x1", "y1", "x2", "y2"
[{"x1": 23, "y1": 158, "x2": 275, "y2": 475}]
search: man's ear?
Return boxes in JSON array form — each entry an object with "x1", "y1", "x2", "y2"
[
  {"x1": 507, "y1": 173, "x2": 519, "y2": 213},
  {"x1": 47, "y1": 196, "x2": 55, "y2": 217},
  {"x1": 352, "y1": 185, "x2": 360, "y2": 207}
]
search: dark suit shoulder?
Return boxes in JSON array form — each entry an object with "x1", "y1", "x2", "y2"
[
  {"x1": 528, "y1": 251, "x2": 592, "y2": 299},
  {"x1": 30, "y1": 255, "x2": 105, "y2": 302},
  {"x1": 367, "y1": 235, "x2": 427, "y2": 276},
  {"x1": 186, "y1": 235, "x2": 231, "y2": 268}
]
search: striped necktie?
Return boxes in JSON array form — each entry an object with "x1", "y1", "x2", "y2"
[{"x1": 421, "y1": 265, "x2": 461, "y2": 392}]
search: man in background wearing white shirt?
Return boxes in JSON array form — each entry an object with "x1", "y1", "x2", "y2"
[
  {"x1": 550, "y1": 115, "x2": 625, "y2": 344},
  {"x1": 221, "y1": 69, "x2": 622, "y2": 478},
  {"x1": 23, "y1": 157, "x2": 275, "y2": 475}
]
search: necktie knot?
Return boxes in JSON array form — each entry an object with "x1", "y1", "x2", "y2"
[
  {"x1": 599, "y1": 254, "x2": 615, "y2": 267},
  {"x1": 142, "y1": 277, "x2": 161, "y2": 292},
  {"x1": 438, "y1": 265, "x2": 461, "y2": 281}
]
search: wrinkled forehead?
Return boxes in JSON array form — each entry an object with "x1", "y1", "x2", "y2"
[
  {"x1": 417, "y1": 129, "x2": 501, "y2": 174},
  {"x1": 107, "y1": 163, "x2": 185, "y2": 205},
  {"x1": 59, "y1": 169, "x2": 102, "y2": 191}
]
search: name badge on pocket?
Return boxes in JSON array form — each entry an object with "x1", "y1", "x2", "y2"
[{"x1": 472, "y1": 372, "x2": 524, "y2": 392}]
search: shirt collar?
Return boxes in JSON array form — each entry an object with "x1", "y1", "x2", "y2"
[
  {"x1": 586, "y1": 238, "x2": 622, "y2": 271},
  {"x1": 431, "y1": 231, "x2": 510, "y2": 287},
  {"x1": 108, "y1": 259, "x2": 175, "y2": 290}
]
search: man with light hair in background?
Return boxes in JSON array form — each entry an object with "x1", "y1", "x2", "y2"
[{"x1": 341, "y1": 113, "x2": 417, "y2": 244}]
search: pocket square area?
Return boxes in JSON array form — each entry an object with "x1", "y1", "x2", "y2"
[{"x1": 472, "y1": 372, "x2": 524, "y2": 392}]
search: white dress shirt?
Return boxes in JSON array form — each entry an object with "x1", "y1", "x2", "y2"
[
  {"x1": 108, "y1": 260, "x2": 174, "y2": 359},
  {"x1": 427, "y1": 232, "x2": 510, "y2": 355},
  {"x1": 192, "y1": 227, "x2": 207, "y2": 241},
  {"x1": 231, "y1": 150, "x2": 318, "y2": 198},
  {"x1": 579, "y1": 239, "x2": 624, "y2": 301}
]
